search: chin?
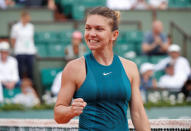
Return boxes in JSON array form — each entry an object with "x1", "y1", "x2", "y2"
[
  {"x1": 88, "y1": 46, "x2": 98, "y2": 51},
  {"x1": 88, "y1": 45, "x2": 103, "y2": 51}
]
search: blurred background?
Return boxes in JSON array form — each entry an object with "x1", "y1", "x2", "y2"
[{"x1": 0, "y1": 0, "x2": 191, "y2": 121}]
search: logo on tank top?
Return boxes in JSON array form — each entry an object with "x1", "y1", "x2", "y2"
[{"x1": 102, "y1": 72, "x2": 112, "y2": 76}]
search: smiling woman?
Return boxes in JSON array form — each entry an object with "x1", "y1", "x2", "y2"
[
  {"x1": 84, "y1": 9, "x2": 119, "y2": 51},
  {"x1": 54, "y1": 7, "x2": 150, "y2": 131}
]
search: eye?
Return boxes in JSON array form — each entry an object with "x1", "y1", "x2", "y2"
[
  {"x1": 96, "y1": 27, "x2": 104, "y2": 31},
  {"x1": 85, "y1": 26, "x2": 91, "y2": 30}
]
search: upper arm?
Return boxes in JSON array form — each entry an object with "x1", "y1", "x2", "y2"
[
  {"x1": 55, "y1": 62, "x2": 77, "y2": 107},
  {"x1": 10, "y1": 26, "x2": 17, "y2": 46},
  {"x1": 119, "y1": 57, "x2": 144, "y2": 112},
  {"x1": 55, "y1": 58, "x2": 85, "y2": 107},
  {"x1": 128, "y1": 63, "x2": 143, "y2": 112}
]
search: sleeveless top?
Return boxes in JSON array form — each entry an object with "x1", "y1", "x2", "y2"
[{"x1": 74, "y1": 52, "x2": 131, "y2": 131}]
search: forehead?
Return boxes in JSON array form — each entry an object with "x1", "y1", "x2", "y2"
[
  {"x1": 22, "y1": 14, "x2": 30, "y2": 19},
  {"x1": 85, "y1": 15, "x2": 111, "y2": 27}
]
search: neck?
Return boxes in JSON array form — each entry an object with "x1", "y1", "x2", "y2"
[
  {"x1": 21, "y1": 21, "x2": 27, "y2": 26},
  {"x1": 172, "y1": 56, "x2": 179, "y2": 60},
  {"x1": 92, "y1": 45, "x2": 114, "y2": 66}
]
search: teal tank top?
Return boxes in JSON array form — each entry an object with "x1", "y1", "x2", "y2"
[{"x1": 74, "y1": 52, "x2": 131, "y2": 131}]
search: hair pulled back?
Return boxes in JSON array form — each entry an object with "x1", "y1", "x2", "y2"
[{"x1": 86, "y1": 7, "x2": 120, "y2": 31}]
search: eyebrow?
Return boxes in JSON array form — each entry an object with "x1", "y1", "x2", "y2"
[{"x1": 85, "y1": 24, "x2": 105, "y2": 28}]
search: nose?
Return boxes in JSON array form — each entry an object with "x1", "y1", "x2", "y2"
[{"x1": 89, "y1": 29, "x2": 97, "y2": 37}]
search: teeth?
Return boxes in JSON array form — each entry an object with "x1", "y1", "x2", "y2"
[{"x1": 89, "y1": 40, "x2": 98, "y2": 43}]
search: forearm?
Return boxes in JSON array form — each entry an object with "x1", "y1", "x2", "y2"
[
  {"x1": 2, "y1": 81, "x2": 16, "y2": 89},
  {"x1": 54, "y1": 105, "x2": 75, "y2": 123},
  {"x1": 131, "y1": 107, "x2": 150, "y2": 131},
  {"x1": 159, "y1": 42, "x2": 169, "y2": 52},
  {"x1": 142, "y1": 42, "x2": 157, "y2": 53},
  {"x1": 10, "y1": 38, "x2": 16, "y2": 48},
  {"x1": 129, "y1": 64, "x2": 150, "y2": 130}
]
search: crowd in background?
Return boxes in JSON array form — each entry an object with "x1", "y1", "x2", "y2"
[
  {"x1": 0, "y1": 0, "x2": 191, "y2": 106},
  {"x1": 49, "y1": 19, "x2": 191, "y2": 103},
  {"x1": 107, "y1": 0, "x2": 168, "y2": 10},
  {"x1": 0, "y1": 0, "x2": 55, "y2": 10},
  {"x1": 1, "y1": 0, "x2": 170, "y2": 21},
  {"x1": 0, "y1": 0, "x2": 168, "y2": 10},
  {"x1": 0, "y1": 9, "x2": 88, "y2": 105}
]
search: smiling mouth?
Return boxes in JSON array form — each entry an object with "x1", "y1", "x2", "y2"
[{"x1": 88, "y1": 39, "x2": 100, "y2": 45}]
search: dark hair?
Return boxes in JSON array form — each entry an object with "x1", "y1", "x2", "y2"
[{"x1": 86, "y1": 7, "x2": 120, "y2": 31}]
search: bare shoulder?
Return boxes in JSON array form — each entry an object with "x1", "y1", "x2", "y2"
[
  {"x1": 62, "y1": 57, "x2": 85, "y2": 79},
  {"x1": 119, "y1": 56, "x2": 138, "y2": 70},
  {"x1": 64, "y1": 57, "x2": 85, "y2": 72},
  {"x1": 119, "y1": 56, "x2": 139, "y2": 82}
]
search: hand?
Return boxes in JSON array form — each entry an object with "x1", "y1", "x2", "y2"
[
  {"x1": 70, "y1": 98, "x2": 87, "y2": 116},
  {"x1": 154, "y1": 36, "x2": 162, "y2": 45}
]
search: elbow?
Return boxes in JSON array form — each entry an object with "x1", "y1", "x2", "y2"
[
  {"x1": 54, "y1": 105, "x2": 73, "y2": 124},
  {"x1": 54, "y1": 119, "x2": 69, "y2": 124},
  {"x1": 54, "y1": 108, "x2": 71, "y2": 124},
  {"x1": 54, "y1": 115, "x2": 70, "y2": 124},
  {"x1": 131, "y1": 105, "x2": 145, "y2": 120}
]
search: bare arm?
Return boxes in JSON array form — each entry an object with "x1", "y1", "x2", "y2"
[
  {"x1": 154, "y1": 36, "x2": 169, "y2": 52},
  {"x1": 54, "y1": 60, "x2": 86, "y2": 123},
  {"x1": 158, "y1": 41, "x2": 170, "y2": 52},
  {"x1": 2, "y1": 81, "x2": 16, "y2": 89},
  {"x1": 142, "y1": 42, "x2": 157, "y2": 53},
  {"x1": 10, "y1": 38, "x2": 16, "y2": 48},
  {"x1": 119, "y1": 58, "x2": 150, "y2": 130},
  {"x1": 129, "y1": 63, "x2": 150, "y2": 130},
  {"x1": 142, "y1": 36, "x2": 169, "y2": 53},
  {"x1": 152, "y1": 78, "x2": 157, "y2": 89}
]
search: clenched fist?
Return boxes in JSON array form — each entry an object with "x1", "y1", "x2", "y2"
[{"x1": 70, "y1": 98, "x2": 87, "y2": 116}]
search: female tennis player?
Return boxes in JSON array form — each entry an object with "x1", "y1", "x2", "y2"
[{"x1": 54, "y1": 7, "x2": 150, "y2": 131}]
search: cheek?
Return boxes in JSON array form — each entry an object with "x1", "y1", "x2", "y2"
[
  {"x1": 101, "y1": 32, "x2": 112, "y2": 41},
  {"x1": 84, "y1": 32, "x2": 88, "y2": 41}
]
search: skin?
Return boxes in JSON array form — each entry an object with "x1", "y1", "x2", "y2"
[
  {"x1": 54, "y1": 14, "x2": 150, "y2": 130},
  {"x1": 142, "y1": 20, "x2": 169, "y2": 54},
  {"x1": 0, "y1": 51, "x2": 17, "y2": 89},
  {"x1": 169, "y1": 51, "x2": 180, "y2": 60}
]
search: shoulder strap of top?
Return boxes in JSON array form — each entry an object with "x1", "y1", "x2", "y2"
[
  {"x1": 84, "y1": 52, "x2": 92, "y2": 75},
  {"x1": 113, "y1": 55, "x2": 122, "y2": 68}
]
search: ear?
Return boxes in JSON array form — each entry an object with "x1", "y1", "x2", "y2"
[{"x1": 112, "y1": 30, "x2": 119, "y2": 41}]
